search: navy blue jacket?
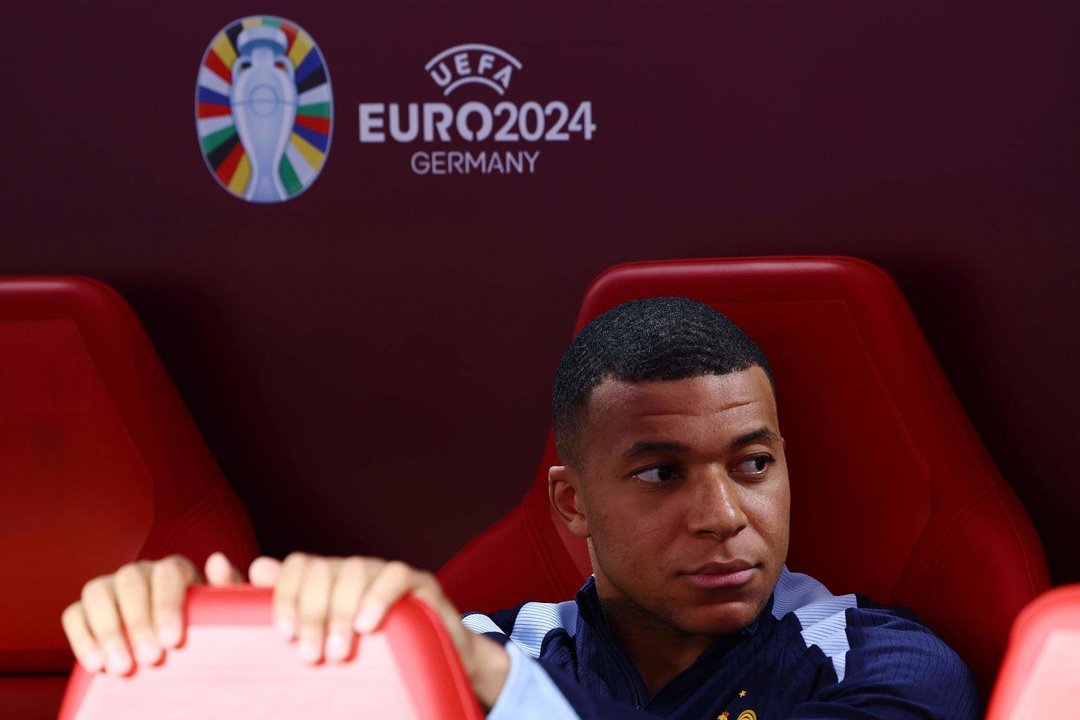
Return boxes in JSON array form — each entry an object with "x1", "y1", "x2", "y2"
[{"x1": 462, "y1": 567, "x2": 980, "y2": 719}]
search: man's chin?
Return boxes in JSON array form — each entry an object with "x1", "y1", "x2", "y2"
[{"x1": 676, "y1": 598, "x2": 768, "y2": 637}]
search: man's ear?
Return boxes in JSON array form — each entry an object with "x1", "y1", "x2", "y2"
[{"x1": 548, "y1": 465, "x2": 590, "y2": 538}]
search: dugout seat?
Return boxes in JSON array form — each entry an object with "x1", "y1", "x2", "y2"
[
  {"x1": 985, "y1": 584, "x2": 1080, "y2": 720},
  {"x1": 0, "y1": 277, "x2": 260, "y2": 718},
  {"x1": 437, "y1": 256, "x2": 1050, "y2": 692},
  {"x1": 58, "y1": 587, "x2": 483, "y2": 720}
]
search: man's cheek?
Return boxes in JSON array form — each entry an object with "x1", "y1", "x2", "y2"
[{"x1": 635, "y1": 518, "x2": 674, "y2": 542}]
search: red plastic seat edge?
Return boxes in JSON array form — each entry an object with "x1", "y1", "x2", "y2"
[
  {"x1": 985, "y1": 585, "x2": 1080, "y2": 720},
  {"x1": 57, "y1": 587, "x2": 483, "y2": 720}
]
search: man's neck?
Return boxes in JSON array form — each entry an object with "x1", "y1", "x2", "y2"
[{"x1": 598, "y1": 595, "x2": 716, "y2": 698}]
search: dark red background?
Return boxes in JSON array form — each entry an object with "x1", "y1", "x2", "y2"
[{"x1": 3, "y1": 1, "x2": 1078, "y2": 583}]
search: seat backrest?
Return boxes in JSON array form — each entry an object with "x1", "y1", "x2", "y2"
[
  {"x1": 57, "y1": 587, "x2": 483, "y2": 720},
  {"x1": 985, "y1": 584, "x2": 1080, "y2": 720},
  {"x1": 0, "y1": 277, "x2": 259, "y2": 674},
  {"x1": 438, "y1": 256, "x2": 1050, "y2": 691}
]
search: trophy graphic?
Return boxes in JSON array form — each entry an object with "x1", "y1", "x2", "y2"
[
  {"x1": 230, "y1": 26, "x2": 297, "y2": 203},
  {"x1": 197, "y1": 17, "x2": 332, "y2": 203}
]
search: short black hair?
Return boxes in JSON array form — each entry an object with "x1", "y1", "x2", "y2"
[{"x1": 552, "y1": 297, "x2": 774, "y2": 466}]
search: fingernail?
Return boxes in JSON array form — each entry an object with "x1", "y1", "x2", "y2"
[
  {"x1": 159, "y1": 624, "x2": 181, "y2": 647},
  {"x1": 276, "y1": 617, "x2": 294, "y2": 640},
  {"x1": 298, "y1": 639, "x2": 320, "y2": 664},
  {"x1": 355, "y1": 609, "x2": 378, "y2": 633},
  {"x1": 326, "y1": 633, "x2": 347, "y2": 661},
  {"x1": 137, "y1": 639, "x2": 161, "y2": 664},
  {"x1": 81, "y1": 649, "x2": 104, "y2": 673},
  {"x1": 106, "y1": 648, "x2": 130, "y2": 675}
]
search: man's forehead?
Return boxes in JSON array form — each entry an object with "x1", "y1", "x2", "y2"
[
  {"x1": 587, "y1": 368, "x2": 775, "y2": 415},
  {"x1": 582, "y1": 368, "x2": 779, "y2": 443},
  {"x1": 575, "y1": 372, "x2": 780, "y2": 469}
]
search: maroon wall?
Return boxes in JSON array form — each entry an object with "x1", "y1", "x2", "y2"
[{"x1": 4, "y1": 1, "x2": 1078, "y2": 583}]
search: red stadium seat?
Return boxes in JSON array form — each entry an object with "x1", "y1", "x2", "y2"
[
  {"x1": 0, "y1": 277, "x2": 259, "y2": 718},
  {"x1": 57, "y1": 587, "x2": 483, "y2": 720},
  {"x1": 985, "y1": 585, "x2": 1080, "y2": 720},
  {"x1": 438, "y1": 256, "x2": 1050, "y2": 692}
]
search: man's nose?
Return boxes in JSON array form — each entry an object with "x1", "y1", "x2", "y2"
[{"x1": 686, "y1": 468, "x2": 749, "y2": 539}]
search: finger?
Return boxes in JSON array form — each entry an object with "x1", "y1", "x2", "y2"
[
  {"x1": 296, "y1": 557, "x2": 337, "y2": 664},
  {"x1": 114, "y1": 561, "x2": 162, "y2": 666},
  {"x1": 407, "y1": 581, "x2": 487, "y2": 688},
  {"x1": 81, "y1": 575, "x2": 131, "y2": 676},
  {"x1": 273, "y1": 552, "x2": 309, "y2": 640},
  {"x1": 411, "y1": 583, "x2": 470, "y2": 654},
  {"x1": 151, "y1": 556, "x2": 200, "y2": 648},
  {"x1": 205, "y1": 552, "x2": 244, "y2": 587},
  {"x1": 355, "y1": 561, "x2": 435, "y2": 634},
  {"x1": 326, "y1": 558, "x2": 383, "y2": 662},
  {"x1": 248, "y1": 556, "x2": 282, "y2": 588},
  {"x1": 61, "y1": 601, "x2": 104, "y2": 673}
]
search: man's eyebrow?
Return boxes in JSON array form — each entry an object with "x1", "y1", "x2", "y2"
[
  {"x1": 731, "y1": 427, "x2": 780, "y2": 449},
  {"x1": 622, "y1": 429, "x2": 780, "y2": 460},
  {"x1": 622, "y1": 441, "x2": 692, "y2": 460}
]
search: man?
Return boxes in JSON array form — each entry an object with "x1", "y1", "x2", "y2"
[{"x1": 61, "y1": 297, "x2": 980, "y2": 718}]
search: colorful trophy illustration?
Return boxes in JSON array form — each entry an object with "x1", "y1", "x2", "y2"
[
  {"x1": 198, "y1": 17, "x2": 332, "y2": 202},
  {"x1": 230, "y1": 26, "x2": 297, "y2": 203}
]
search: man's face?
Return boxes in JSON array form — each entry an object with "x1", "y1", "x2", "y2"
[{"x1": 555, "y1": 367, "x2": 789, "y2": 637}]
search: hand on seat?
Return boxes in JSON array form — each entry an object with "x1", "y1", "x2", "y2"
[
  {"x1": 60, "y1": 552, "x2": 259, "y2": 675},
  {"x1": 61, "y1": 552, "x2": 510, "y2": 708}
]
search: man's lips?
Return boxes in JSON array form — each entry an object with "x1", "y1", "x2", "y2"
[{"x1": 680, "y1": 560, "x2": 757, "y2": 589}]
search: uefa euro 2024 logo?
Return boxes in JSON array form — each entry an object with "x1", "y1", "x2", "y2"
[
  {"x1": 359, "y1": 44, "x2": 597, "y2": 176},
  {"x1": 196, "y1": 17, "x2": 332, "y2": 203}
]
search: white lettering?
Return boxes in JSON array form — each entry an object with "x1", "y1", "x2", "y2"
[
  {"x1": 456, "y1": 102, "x2": 493, "y2": 142},
  {"x1": 454, "y1": 52, "x2": 471, "y2": 76},
  {"x1": 465, "y1": 153, "x2": 485, "y2": 173},
  {"x1": 361, "y1": 102, "x2": 595, "y2": 144},
  {"x1": 478, "y1": 53, "x2": 494, "y2": 74},
  {"x1": 449, "y1": 151, "x2": 465, "y2": 174},
  {"x1": 519, "y1": 101, "x2": 544, "y2": 142},
  {"x1": 423, "y1": 103, "x2": 453, "y2": 141},
  {"x1": 410, "y1": 150, "x2": 541, "y2": 175},
  {"x1": 523, "y1": 150, "x2": 539, "y2": 173},
  {"x1": 429, "y1": 62, "x2": 451, "y2": 87},
  {"x1": 358, "y1": 103, "x2": 386, "y2": 143},
  {"x1": 568, "y1": 101, "x2": 597, "y2": 140},
  {"x1": 389, "y1": 103, "x2": 419, "y2": 142},
  {"x1": 411, "y1": 151, "x2": 430, "y2": 173},
  {"x1": 492, "y1": 64, "x2": 513, "y2": 89},
  {"x1": 430, "y1": 151, "x2": 448, "y2": 174}
]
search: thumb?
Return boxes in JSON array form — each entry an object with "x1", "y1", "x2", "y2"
[
  {"x1": 205, "y1": 552, "x2": 244, "y2": 586},
  {"x1": 247, "y1": 556, "x2": 283, "y2": 588}
]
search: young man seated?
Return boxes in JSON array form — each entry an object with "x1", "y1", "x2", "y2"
[{"x1": 61, "y1": 297, "x2": 980, "y2": 719}]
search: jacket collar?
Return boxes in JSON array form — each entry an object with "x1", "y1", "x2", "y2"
[{"x1": 573, "y1": 576, "x2": 774, "y2": 712}]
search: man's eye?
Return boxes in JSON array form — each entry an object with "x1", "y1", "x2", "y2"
[
  {"x1": 634, "y1": 466, "x2": 675, "y2": 484},
  {"x1": 735, "y1": 455, "x2": 772, "y2": 476}
]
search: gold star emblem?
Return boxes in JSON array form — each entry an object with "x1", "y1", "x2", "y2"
[{"x1": 739, "y1": 690, "x2": 747, "y2": 698}]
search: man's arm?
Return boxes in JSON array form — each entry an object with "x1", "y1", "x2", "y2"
[{"x1": 462, "y1": 608, "x2": 666, "y2": 720}]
